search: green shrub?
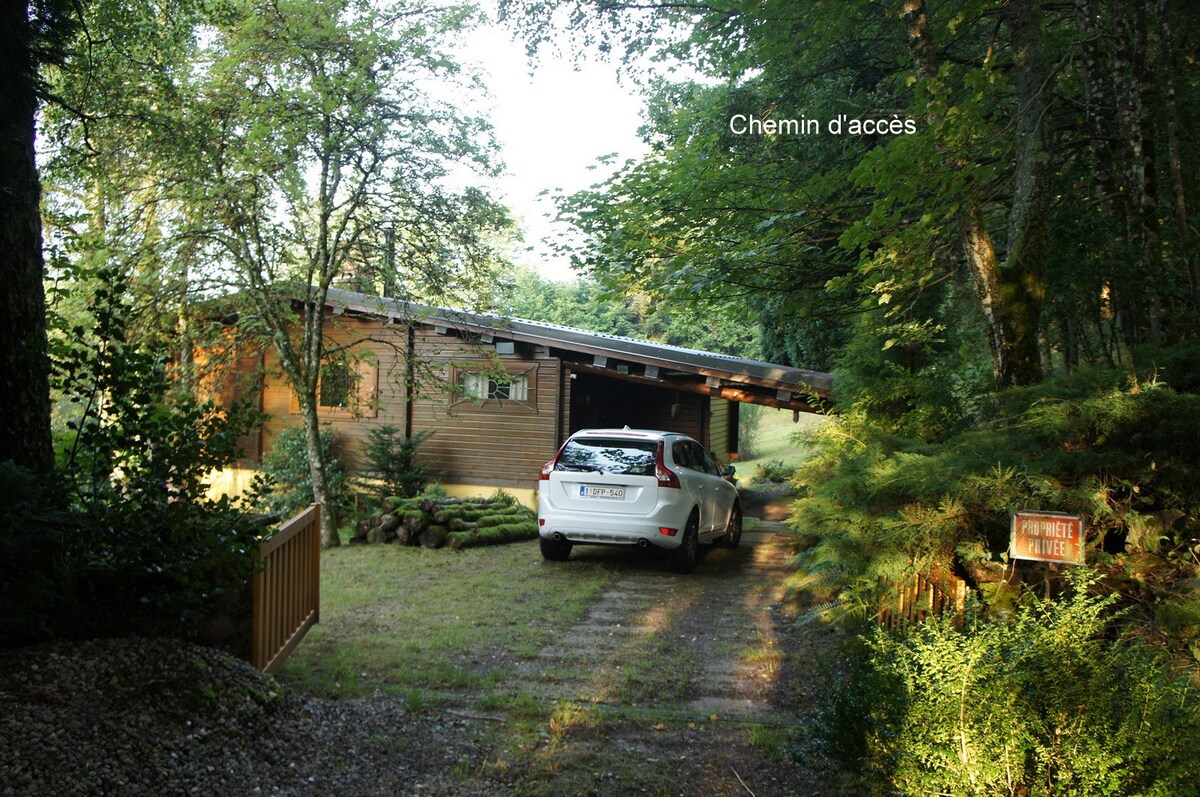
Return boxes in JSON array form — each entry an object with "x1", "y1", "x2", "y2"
[
  {"x1": 9, "y1": 264, "x2": 269, "y2": 644},
  {"x1": 738, "y1": 403, "x2": 766, "y2": 460},
  {"x1": 249, "y1": 426, "x2": 351, "y2": 522},
  {"x1": 755, "y1": 460, "x2": 793, "y2": 483},
  {"x1": 357, "y1": 425, "x2": 433, "y2": 502},
  {"x1": 851, "y1": 572, "x2": 1200, "y2": 796},
  {"x1": 789, "y1": 367, "x2": 1200, "y2": 624}
]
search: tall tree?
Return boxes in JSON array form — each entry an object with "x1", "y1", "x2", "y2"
[
  {"x1": 900, "y1": 0, "x2": 1053, "y2": 387},
  {"x1": 504, "y1": 0, "x2": 1199, "y2": 398},
  {"x1": 0, "y1": 0, "x2": 72, "y2": 475},
  {"x1": 38, "y1": 0, "x2": 509, "y2": 546},
  {"x1": 181, "y1": 0, "x2": 507, "y2": 546},
  {"x1": 39, "y1": 0, "x2": 212, "y2": 369}
]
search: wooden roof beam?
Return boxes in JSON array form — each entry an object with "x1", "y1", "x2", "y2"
[{"x1": 564, "y1": 361, "x2": 823, "y2": 412}]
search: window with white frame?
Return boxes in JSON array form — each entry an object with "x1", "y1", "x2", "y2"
[{"x1": 456, "y1": 370, "x2": 530, "y2": 403}]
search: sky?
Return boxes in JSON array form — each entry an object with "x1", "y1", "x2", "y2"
[{"x1": 459, "y1": 14, "x2": 651, "y2": 282}]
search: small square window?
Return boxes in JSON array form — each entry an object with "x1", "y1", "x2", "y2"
[
  {"x1": 320, "y1": 360, "x2": 355, "y2": 409},
  {"x1": 297, "y1": 354, "x2": 377, "y2": 418}
]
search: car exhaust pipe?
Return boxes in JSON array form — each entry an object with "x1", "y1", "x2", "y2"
[
  {"x1": 553, "y1": 532, "x2": 564, "y2": 542},
  {"x1": 638, "y1": 539, "x2": 649, "y2": 549}
]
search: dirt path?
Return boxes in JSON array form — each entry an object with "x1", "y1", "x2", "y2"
[
  {"x1": 513, "y1": 525, "x2": 799, "y2": 717},
  {"x1": 485, "y1": 514, "x2": 853, "y2": 796}
]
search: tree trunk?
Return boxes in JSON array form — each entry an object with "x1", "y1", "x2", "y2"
[
  {"x1": 266, "y1": 295, "x2": 342, "y2": 549},
  {"x1": 904, "y1": 0, "x2": 1049, "y2": 388},
  {"x1": 0, "y1": 0, "x2": 55, "y2": 476},
  {"x1": 1156, "y1": 0, "x2": 1197, "y2": 311},
  {"x1": 1133, "y1": 2, "x2": 1163, "y2": 339},
  {"x1": 299, "y1": 397, "x2": 340, "y2": 548},
  {"x1": 301, "y1": 286, "x2": 341, "y2": 548},
  {"x1": 1075, "y1": 0, "x2": 1127, "y2": 366},
  {"x1": 1112, "y1": 1, "x2": 1165, "y2": 343},
  {"x1": 1074, "y1": 0, "x2": 1121, "y2": 216},
  {"x1": 998, "y1": 0, "x2": 1052, "y2": 387}
]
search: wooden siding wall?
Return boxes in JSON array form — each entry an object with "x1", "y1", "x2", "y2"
[
  {"x1": 707, "y1": 397, "x2": 740, "y2": 463},
  {"x1": 194, "y1": 337, "x2": 266, "y2": 464},
  {"x1": 260, "y1": 316, "x2": 409, "y2": 468},
  {"x1": 409, "y1": 328, "x2": 561, "y2": 489},
  {"x1": 231, "y1": 349, "x2": 264, "y2": 464},
  {"x1": 250, "y1": 314, "x2": 759, "y2": 492}
]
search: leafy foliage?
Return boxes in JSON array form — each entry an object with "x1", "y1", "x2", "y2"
[
  {"x1": 753, "y1": 460, "x2": 792, "y2": 484},
  {"x1": 789, "y1": 357, "x2": 1200, "y2": 630},
  {"x1": 0, "y1": 266, "x2": 266, "y2": 644},
  {"x1": 496, "y1": 267, "x2": 760, "y2": 359},
  {"x1": 40, "y1": 0, "x2": 514, "y2": 548},
  {"x1": 51, "y1": 268, "x2": 260, "y2": 508},
  {"x1": 508, "y1": 0, "x2": 1200, "y2": 391},
  {"x1": 249, "y1": 426, "x2": 351, "y2": 523},
  {"x1": 850, "y1": 573, "x2": 1200, "y2": 796}
]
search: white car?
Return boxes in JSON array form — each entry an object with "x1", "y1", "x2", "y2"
[{"x1": 537, "y1": 428, "x2": 742, "y2": 573}]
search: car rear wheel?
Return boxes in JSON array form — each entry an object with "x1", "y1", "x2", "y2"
[
  {"x1": 670, "y1": 516, "x2": 700, "y2": 574},
  {"x1": 721, "y1": 503, "x2": 743, "y2": 549},
  {"x1": 540, "y1": 536, "x2": 572, "y2": 562}
]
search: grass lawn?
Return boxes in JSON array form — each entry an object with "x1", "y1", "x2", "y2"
[
  {"x1": 275, "y1": 410, "x2": 829, "y2": 702},
  {"x1": 276, "y1": 540, "x2": 618, "y2": 700},
  {"x1": 734, "y1": 408, "x2": 827, "y2": 487},
  {"x1": 270, "y1": 514, "x2": 849, "y2": 795}
]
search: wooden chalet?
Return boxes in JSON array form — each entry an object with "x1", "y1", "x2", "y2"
[{"x1": 213, "y1": 288, "x2": 833, "y2": 506}]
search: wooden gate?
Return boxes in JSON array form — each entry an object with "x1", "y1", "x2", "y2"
[
  {"x1": 876, "y1": 568, "x2": 967, "y2": 631},
  {"x1": 251, "y1": 504, "x2": 321, "y2": 673}
]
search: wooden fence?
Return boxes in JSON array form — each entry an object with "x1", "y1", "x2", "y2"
[
  {"x1": 251, "y1": 504, "x2": 321, "y2": 673},
  {"x1": 876, "y1": 568, "x2": 968, "y2": 631}
]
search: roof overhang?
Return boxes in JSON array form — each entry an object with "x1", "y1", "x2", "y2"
[{"x1": 322, "y1": 288, "x2": 833, "y2": 412}]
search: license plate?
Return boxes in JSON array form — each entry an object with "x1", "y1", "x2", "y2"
[{"x1": 580, "y1": 485, "x2": 625, "y2": 500}]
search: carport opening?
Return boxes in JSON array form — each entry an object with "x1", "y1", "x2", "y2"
[{"x1": 567, "y1": 371, "x2": 739, "y2": 461}]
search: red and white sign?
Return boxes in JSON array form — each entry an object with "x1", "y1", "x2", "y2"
[{"x1": 1010, "y1": 511, "x2": 1086, "y2": 565}]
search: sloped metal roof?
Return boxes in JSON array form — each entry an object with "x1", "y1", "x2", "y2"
[{"x1": 323, "y1": 287, "x2": 833, "y2": 398}]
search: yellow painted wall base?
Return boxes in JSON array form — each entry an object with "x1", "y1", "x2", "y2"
[
  {"x1": 206, "y1": 467, "x2": 537, "y2": 511},
  {"x1": 206, "y1": 467, "x2": 258, "y2": 502},
  {"x1": 439, "y1": 483, "x2": 538, "y2": 511}
]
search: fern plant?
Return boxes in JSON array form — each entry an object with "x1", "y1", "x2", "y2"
[{"x1": 855, "y1": 572, "x2": 1200, "y2": 796}]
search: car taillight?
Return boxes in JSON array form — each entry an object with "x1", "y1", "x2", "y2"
[
  {"x1": 540, "y1": 443, "x2": 567, "y2": 480},
  {"x1": 655, "y1": 442, "x2": 680, "y2": 489}
]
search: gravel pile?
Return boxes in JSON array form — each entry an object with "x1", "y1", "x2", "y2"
[{"x1": 0, "y1": 639, "x2": 511, "y2": 796}]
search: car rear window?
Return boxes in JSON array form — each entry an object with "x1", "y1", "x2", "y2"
[{"x1": 555, "y1": 438, "x2": 657, "y2": 476}]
